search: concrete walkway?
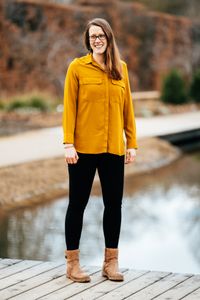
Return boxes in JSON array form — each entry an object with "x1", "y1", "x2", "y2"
[{"x1": 0, "y1": 111, "x2": 200, "y2": 168}]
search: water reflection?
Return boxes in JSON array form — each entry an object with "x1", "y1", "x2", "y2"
[{"x1": 0, "y1": 152, "x2": 200, "y2": 274}]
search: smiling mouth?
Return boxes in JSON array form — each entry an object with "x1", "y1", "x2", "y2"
[{"x1": 94, "y1": 45, "x2": 104, "y2": 48}]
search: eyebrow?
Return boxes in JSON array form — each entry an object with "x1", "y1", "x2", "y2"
[{"x1": 90, "y1": 34, "x2": 105, "y2": 36}]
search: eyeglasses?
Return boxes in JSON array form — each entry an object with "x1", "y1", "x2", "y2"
[{"x1": 89, "y1": 34, "x2": 106, "y2": 42}]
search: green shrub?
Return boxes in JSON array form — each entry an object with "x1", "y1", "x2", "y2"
[
  {"x1": 28, "y1": 97, "x2": 49, "y2": 112},
  {"x1": 161, "y1": 69, "x2": 188, "y2": 104},
  {"x1": 189, "y1": 70, "x2": 200, "y2": 103},
  {"x1": 6, "y1": 100, "x2": 28, "y2": 111},
  {"x1": 0, "y1": 101, "x2": 5, "y2": 110},
  {"x1": 6, "y1": 96, "x2": 50, "y2": 112}
]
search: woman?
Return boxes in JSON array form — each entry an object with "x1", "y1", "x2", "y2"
[{"x1": 62, "y1": 18, "x2": 138, "y2": 283}]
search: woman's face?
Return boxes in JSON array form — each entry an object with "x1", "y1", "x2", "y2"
[{"x1": 88, "y1": 25, "x2": 108, "y2": 55}]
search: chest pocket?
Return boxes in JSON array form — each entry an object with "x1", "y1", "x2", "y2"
[
  {"x1": 79, "y1": 77, "x2": 104, "y2": 102},
  {"x1": 111, "y1": 79, "x2": 125, "y2": 103}
]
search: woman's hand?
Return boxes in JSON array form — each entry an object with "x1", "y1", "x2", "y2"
[
  {"x1": 64, "y1": 145, "x2": 79, "y2": 164},
  {"x1": 125, "y1": 148, "x2": 136, "y2": 164}
]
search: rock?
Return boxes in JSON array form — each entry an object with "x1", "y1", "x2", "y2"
[{"x1": 0, "y1": 0, "x2": 200, "y2": 98}]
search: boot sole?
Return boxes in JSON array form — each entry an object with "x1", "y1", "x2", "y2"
[
  {"x1": 102, "y1": 272, "x2": 124, "y2": 281},
  {"x1": 67, "y1": 274, "x2": 91, "y2": 283}
]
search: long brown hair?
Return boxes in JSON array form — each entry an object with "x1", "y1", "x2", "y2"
[{"x1": 84, "y1": 18, "x2": 123, "y2": 80}]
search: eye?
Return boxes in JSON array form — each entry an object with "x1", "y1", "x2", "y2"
[{"x1": 89, "y1": 34, "x2": 106, "y2": 41}]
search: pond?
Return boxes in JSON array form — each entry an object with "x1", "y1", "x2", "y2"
[{"x1": 0, "y1": 151, "x2": 200, "y2": 274}]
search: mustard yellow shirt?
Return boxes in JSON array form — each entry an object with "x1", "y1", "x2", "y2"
[{"x1": 62, "y1": 53, "x2": 138, "y2": 156}]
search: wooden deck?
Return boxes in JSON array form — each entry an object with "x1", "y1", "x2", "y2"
[{"x1": 0, "y1": 258, "x2": 200, "y2": 299}]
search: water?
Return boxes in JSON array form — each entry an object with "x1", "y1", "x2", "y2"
[{"x1": 0, "y1": 152, "x2": 200, "y2": 274}]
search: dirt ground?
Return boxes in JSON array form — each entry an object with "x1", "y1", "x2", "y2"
[
  {"x1": 134, "y1": 99, "x2": 200, "y2": 117},
  {"x1": 0, "y1": 111, "x2": 62, "y2": 137},
  {"x1": 0, "y1": 137, "x2": 181, "y2": 211}
]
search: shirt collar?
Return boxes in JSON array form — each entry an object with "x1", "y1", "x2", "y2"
[
  {"x1": 82, "y1": 53, "x2": 106, "y2": 72},
  {"x1": 83, "y1": 53, "x2": 93, "y2": 64}
]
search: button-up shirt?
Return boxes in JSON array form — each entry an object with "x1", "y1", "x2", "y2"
[{"x1": 62, "y1": 53, "x2": 138, "y2": 155}]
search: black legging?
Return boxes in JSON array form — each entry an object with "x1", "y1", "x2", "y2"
[{"x1": 65, "y1": 152, "x2": 125, "y2": 250}]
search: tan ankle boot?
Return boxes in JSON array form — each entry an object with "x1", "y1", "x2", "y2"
[
  {"x1": 65, "y1": 249, "x2": 91, "y2": 282},
  {"x1": 102, "y1": 248, "x2": 124, "y2": 281}
]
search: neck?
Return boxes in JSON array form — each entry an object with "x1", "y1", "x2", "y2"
[{"x1": 92, "y1": 53, "x2": 105, "y2": 66}]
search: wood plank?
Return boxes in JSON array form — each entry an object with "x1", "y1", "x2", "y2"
[
  {"x1": 0, "y1": 259, "x2": 21, "y2": 270},
  {"x1": 39, "y1": 267, "x2": 105, "y2": 300},
  {"x1": 153, "y1": 274, "x2": 200, "y2": 299},
  {"x1": 0, "y1": 264, "x2": 65, "y2": 299},
  {"x1": 39, "y1": 268, "x2": 129, "y2": 300},
  {"x1": 1, "y1": 259, "x2": 199, "y2": 300},
  {"x1": 182, "y1": 287, "x2": 200, "y2": 300},
  {"x1": 12, "y1": 266, "x2": 100, "y2": 300},
  {"x1": 96, "y1": 271, "x2": 171, "y2": 300},
  {"x1": 0, "y1": 261, "x2": 62, "y2": 291},
  {"x1": 125, "y1": 272, "x2": 193, "y2": 299},
  {"x1": 63, "y1": 269, "x2": 150, "y2": 300},
  {"x1": 0, "y1": 260, "x2": 41, "y2": 280}
]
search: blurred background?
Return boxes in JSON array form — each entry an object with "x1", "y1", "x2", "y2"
[{"x1": 0, "y1": 0, "x2": 200, "y2": 274}]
